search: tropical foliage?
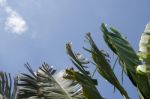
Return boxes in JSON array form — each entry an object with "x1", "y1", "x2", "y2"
[{"x1": 0, "y1": 22, "x2": 150, "y2": 99}]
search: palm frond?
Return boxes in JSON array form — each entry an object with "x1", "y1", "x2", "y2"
[
  {"x1": 0, "y1": 71, "x2": 17, "y2": 99},
  {"x1": 17, "y1": 63, "x2": 84, "y2": 99}
]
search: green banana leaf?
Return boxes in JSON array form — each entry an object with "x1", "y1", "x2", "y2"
[
  {"x1": 66, "y1": 43, "x2": 103, "y2": 99},
  {"x1": 137, "y1": 22, "x2": 150, "y2": 99},
  {"x1": 101, "y1": 23, "x2": 138, "y2": 87},
  {"x1": 84, "y1": 33, "x2": 129, "y2": 99},
  {"x1": 101, "y1": 23, "x2": 150, "y2": 99}
]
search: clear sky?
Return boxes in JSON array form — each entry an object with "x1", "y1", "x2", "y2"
[{"x1": 0, "y1": 0, "x2": 150, "y2": 99}]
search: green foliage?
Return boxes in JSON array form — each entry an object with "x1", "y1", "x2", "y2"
[
  {"x1": 137, "y1": 23, "x2": 150, "y2": 98},
  {"x1": 17, "y1": 63, "x2": 85, "y2": 99},
  {"x1": 1, "y1": 22, "x2": 150, "y2": 99},
  {"x1": 101, "y1": 23, "x2": 140, "y2": 76},
  {"x1": 0, "y1": 72, "x2": 17, "y2": 99},
  {"x1": 100, "y1": 23, "x2": 150, "y2": 98},
  {"x1": 84, "y1": 33, "x2": 129, "y2": 99},
  {"x1": 66, "y1": 43, "x2": 103, "y2": 99}
]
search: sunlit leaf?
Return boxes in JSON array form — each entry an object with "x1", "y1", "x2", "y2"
[
  {"x1": 85, "y1": 33, "x2": 129, "y2": 99},
  {"x1": 17, "y1": 63, "x2": 85, "y2": 99}
]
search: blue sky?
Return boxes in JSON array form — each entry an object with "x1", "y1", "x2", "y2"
[{"x1": 0, "y1": 0, "x2": 150, "y2": 98}]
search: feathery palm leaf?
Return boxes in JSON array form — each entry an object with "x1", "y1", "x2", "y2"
[
  {"x1": 17, "y1": 63, "x2": 84, "y2": 99},
  {"x1": 0, "y1": 71, "x2": 17, "y2": 99}
]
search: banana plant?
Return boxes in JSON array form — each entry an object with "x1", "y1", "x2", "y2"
[
  {"x1": 84, "y1": 33, "x2": 129, "y2": 99},
  {"x1": 137, "y1": 22, "x2": 150, "y2": 98},
  {"x1": 1, "y1": 22, "x2": 150, "y2": 99},
  {"x1": 101, "y1": 23, "x2": 150, "y2": 98},
  {"x1": 65, "y1": 43, "x2": 103, "y2": 99}
]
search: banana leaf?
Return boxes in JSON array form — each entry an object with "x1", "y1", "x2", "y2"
[
  {"x1": 66, "y1": 43, "x2": 103, "y2": 99},
  {"x1": 101, "y1": 23, "x2": 150, "y2": 99},
  {"x1": 84, "y1": 33, "x2": 129, "y2": 99},
  {"x1": 137, "y1": 22, "x2": 150, "y2": 98}
]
